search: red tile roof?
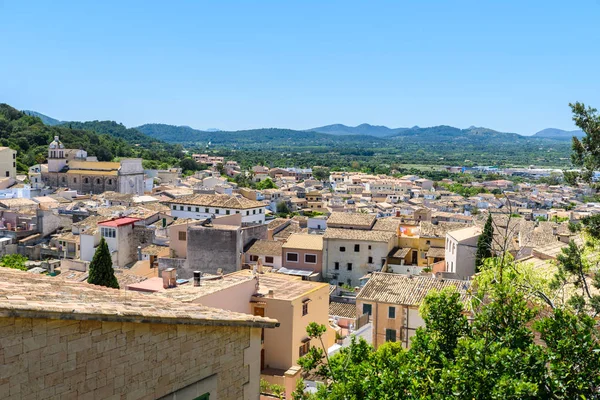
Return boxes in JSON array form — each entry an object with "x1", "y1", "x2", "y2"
[{"x1": 98, "y1": 217, "x2": 140, "y2": 227}]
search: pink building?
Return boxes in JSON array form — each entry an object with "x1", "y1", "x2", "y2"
[{"x1": 281, "y1": 233, "x2": 323, "y2": 278}]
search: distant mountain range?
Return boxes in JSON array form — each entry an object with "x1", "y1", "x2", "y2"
[
  {"x1": 23, "y1": 110, "x2": 63, "y2": 126},
  {"x1": 22, "y1": 109, "x2": 584, "y2": 148},
  {"x1": 308, "y1": 123, "x2": 410, "y2": 137},
  {"x1": 531, "y1": 128, "x2": 585, "y2": 140}
]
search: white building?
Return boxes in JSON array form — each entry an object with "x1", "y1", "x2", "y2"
[
  {"x1": 167, "y1": 194, "x2": 266, "y2": 225},
  {"x1": 445, "y1": 226, "x2": 481, "y2": 279},
  {"x1": 323, "y1": 228, "x2": 396, "y2": 287},
  {"x1": 80, "y1": 217, "x2": 140, "y2": 268}
]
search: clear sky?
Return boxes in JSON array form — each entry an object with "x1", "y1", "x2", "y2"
[{"x1": 1, "y1": 0, "x2": 599, "y2": 134}]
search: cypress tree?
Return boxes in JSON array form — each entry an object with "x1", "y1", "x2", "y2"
[
  {"x1": 87, "y1": 237, "x2": 119, "y2": 289},
  {"x1": 475, "y1": 213, "x2": 494, "y2": 271}
]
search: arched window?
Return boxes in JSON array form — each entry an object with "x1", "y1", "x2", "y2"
[
  {"x1": 84, "y1": 178, "x2": 89, "y2": 184},
  {"x1": 96, "y1": 178, "x2": 101, "y2": 185},
  {"x1": 108, "y1": 179, "x2": 112, "y2": 185},
  {"x1": 73, "y1": 178, "x2": 77, "y2": 184}
]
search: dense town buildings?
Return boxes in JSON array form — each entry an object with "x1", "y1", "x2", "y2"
[{"x1": 2, "y1": 139, "x2": 597, "y2": 399}]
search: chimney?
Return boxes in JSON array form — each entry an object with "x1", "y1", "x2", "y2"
[
  {"x1": 193, "y1": 270, "x2": 202, "y2": 287},
  {"x1": 137, "y1": 246, "x2": 142, "y2": 261},
  {"x1": 162, "y1": 268, "x2": 177, "y2": 289},
  {"x1": 268, "y1": 289, "x2": 274, "y2": 298}
]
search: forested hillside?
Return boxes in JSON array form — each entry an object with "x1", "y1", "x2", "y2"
[{"x1": 0, "y1": 104, "x2": 181, "y2": 172}]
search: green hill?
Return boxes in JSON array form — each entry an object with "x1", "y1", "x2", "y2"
[
  {"x1": 22, "y1": 110, "x2": 63, "y2": 126},
  {"x1": 0, "y1": 104, "x2": 181, "y2": 172}
]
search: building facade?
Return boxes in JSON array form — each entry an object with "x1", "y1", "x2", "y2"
[
  {"x1": 40, "y1": 136, "x2": 145, "y2": 195},
  {"x1": 0, "y1": 147, "x2": 17, "y2": 179},
  {"x1": 167, "y1": 194, "x2": 266, "y2": 225}
]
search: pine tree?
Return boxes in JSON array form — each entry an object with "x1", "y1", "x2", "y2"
[
  {"x1": 475, "y1": 213, "x2": 493, "y2": 271},
  {"x1": 87, "y1": 237, "x2": 119, "y2": 289}
]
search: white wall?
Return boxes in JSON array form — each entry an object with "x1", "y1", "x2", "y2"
[
  {"x1": 80, "y1": 233, "x2": 99, "y2": 262},
  {"x1": 170, "y1": 205, "x2": 266, "y2": 224},
  {"x1": 323, "y1": 238, "x2": 394, "y2": 287}
]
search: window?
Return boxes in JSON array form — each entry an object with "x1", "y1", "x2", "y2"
[
  {"x1": 253, "y1": 209, "x2": 256, "y2": 215},
  {"x1": 180, "y1": 206, "x2": 184, "y2": 211},
  {"x1": 61, "y1": 177, "x2": 65, "y2": 183},
  {"x1": 368, "y1": 256, "x2": 373, "y2": 264},
  {"x1": 259, "y1": 209, "x2": 263, "y2": 214},
  {"x1": 188, "y1": 206, "x2": 192, "y2": 211},
  {"x1": 195, "y1": 207, "x2": 199, "y2": 212},
  {"x1": 265, "y1": 256, "x2": 274, "y2": 264},
  {"x1": 178, "y1": 231, "x2": 186, "y2": 241},
  {"x1": 193, "y1": 393, "x2": 210, "y2": 400},
  {"x1": 236, "y1": 211, "x2": 240, "y2": 214},
  {"x1": 5, "y1": 171, "x2": 8, "y2": 177},
  {"x1": 84, "y1": 178, "x2": 89, "y2": 184},
  {"x1": 100, "y1": 227, "x2": 116, "y2": 238},
  {"x1": 354, "y1": 244, "x2": 360, "y2": 252},
  {"x1": 347, "y1": 263, "x2": 352, "y2": 271},
  {"x1": 286, "y1": 252, "x2": 299, "y2": 262},
  {"x1": 426, "y1": 240, "x2": 431, "y2": 245},
  {"x1": 108, "y1": 179, "x2": 112, "y2": 185},
  {"x1": 246, "y1": 211, "x2": 250, "y2": 216},
  {"x1": 385, "y1": 329, "x2": 396, "y2": 342},
  {"x1": 205, "y1": 208, "x2": 209, "y2": 213},
  {"x1": 299, "y1": 342, "x2": 310, "y2": 357},
  {"x1": 305, "y1": 254, "x2": 317, "y2": 264},
  {"x1": 368, "y1": 245, "x2": 372, "y2": 250},
  {"x1": 302, "y1": 302, "x2": 309, "y2": 316},
  {"x1": 226, "y1": 210, "x2": 230, "y2": 215},
  {"x1": 12, "y1": 153, "x2": 15, "y2": 159},
  {"x1": 172, "y1": 205, "x2": 177, "y2": 210},
  {"x1": 73, "y1": 178, "x2": 77, "y2": 183},
  {"x1": 334, "y1": 262, "x2": 339, "y2": 270},
  {"x1": 340, "y1": 246, "x2": 346, "y2": 252},
  {"x1": 215, "y1": 209, "x2": 219, "y2": 214},
  {"x1": 250, "y1": 255, "x2": 259, "y2": 262},
  {"x1": 362, "y1": 304, "x2": 372, "y2": 316},
  {"x1": 388, "y1": 306, "x2": 396, "y2": 319},
  {"x1": 96, "y1": 178, "x2": 101, "y2": 184},
  {"x1": 13, "y1": 162, "x2": 16, "y2": 168}
]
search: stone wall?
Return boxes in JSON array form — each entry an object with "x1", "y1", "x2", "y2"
[{"x1": 0, "y1": 316, "x2": 260, "y2": 400}]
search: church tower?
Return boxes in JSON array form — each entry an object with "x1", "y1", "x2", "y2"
[{"x1": 48, "y1": 136, "x2": 67, "y2": 173}]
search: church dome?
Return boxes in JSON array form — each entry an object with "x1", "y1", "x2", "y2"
[{"x1": 49, "y1": 136, "x2": 64, "y2": 149}]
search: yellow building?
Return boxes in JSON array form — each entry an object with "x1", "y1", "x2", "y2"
[
  {"x1": 0, "y1": 146, "x2": 17, "y2": 179},
  {"x1": 356, "y1": 272, "x2": 470, "y2": 348}
]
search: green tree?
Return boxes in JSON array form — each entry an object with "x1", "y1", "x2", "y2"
[
  {"x1": 0, "y1": 254, "x2": 28, "y2": 271},
  {"x1": 566, "y1": 102, "x2": 600, "y2": 185},
  {"x1": 475, "y1": 213, "x2": 493, "y2": 270},
  {"x1": 255, "y1": 178, "x2": 277, "y2": 190},
  {"x1": 178, "y1": 157, "x2": 199, "y2": 173},
  {"x1": 312, "y1": 166, "x2": 330, "y2": 183},
  {"x1": 87, "y1": 237, "x2": 119, "y2": 289}
]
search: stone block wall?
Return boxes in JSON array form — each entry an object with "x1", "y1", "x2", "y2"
[{"x1": 0, "y1": 317, "x2": 260, "y2": 400}]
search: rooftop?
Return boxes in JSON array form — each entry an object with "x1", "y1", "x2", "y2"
[
  {"x1": 245, "y1": 239, "x2": 283, "y2": 257},
  {"x1": 447, "y1": 226, "x2": 482, "y2": 242},
  {"x1": 69, "y1": 160, "x2": 120, "y2": 171},
  {"x1": 0, "y1": 268, "x2": 277, "y2": 328},
  {"x1": 357, "y1": 272, "x2": 470, "y2": 306},
  {"x1": 282, "y1": 233, "x2": 323, "y2": 251},
  {"x1": 98, "y1": 217, "x2": 140, "y2": 227},
  {"x1": 329, "y1": 301, "x2": 357, "y2": 319},
  {"x1": 165, "y1": 193, "x2": 265, "y2": 209},
  {"x1": 323, "y1": 228, "x2": 396, "y2": 242},
  {"x1": 420, "y1": 221, "x2": 471, "y2": 238},
  {"x1": 327, "y1": 212, "x2": 376, "y2": 229}
]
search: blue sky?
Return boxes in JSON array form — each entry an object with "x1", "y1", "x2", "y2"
[{"x1": 1, "y1": 1, "x2": 599, "y2": 134}]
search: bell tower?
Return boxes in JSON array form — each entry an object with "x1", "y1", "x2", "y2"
[{"x1": 48, "y1": 136, "x2": 67, "y2": 173}]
